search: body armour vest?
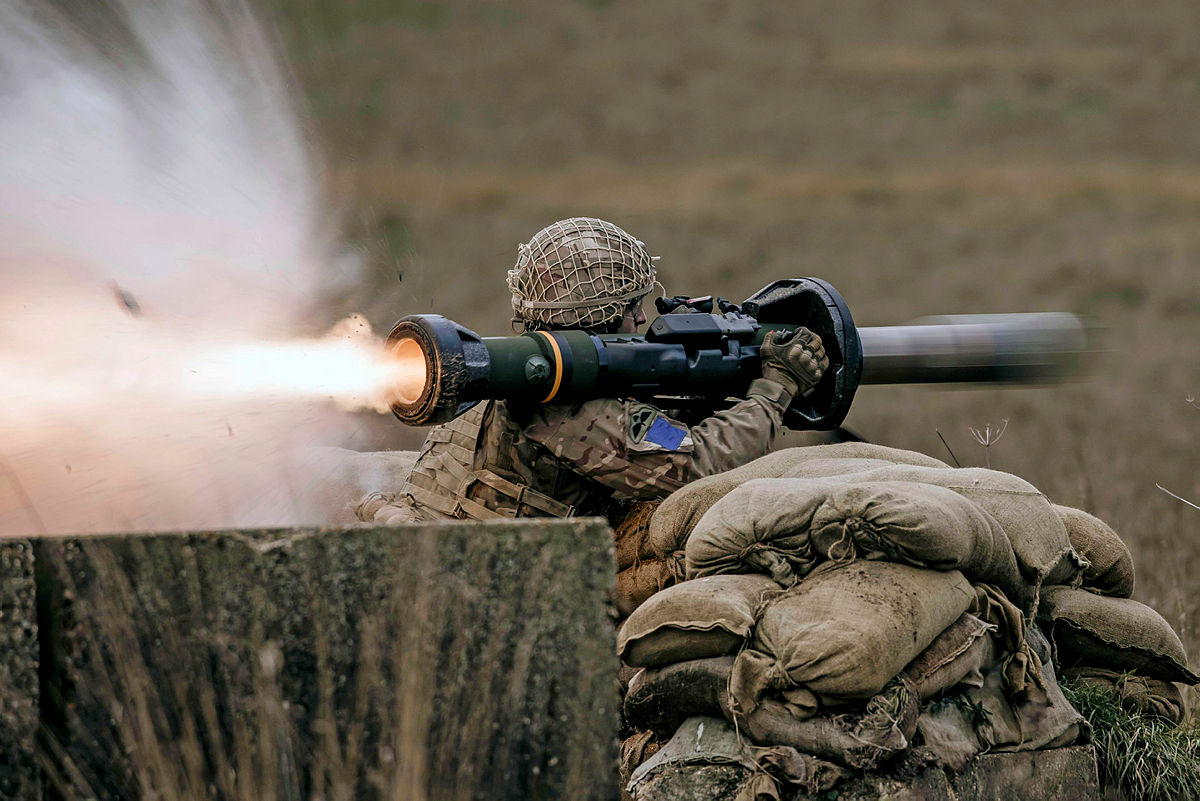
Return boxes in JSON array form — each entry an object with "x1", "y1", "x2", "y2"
[{"x1": 397, "y1": 400, "x2": 613, "y2": 521}]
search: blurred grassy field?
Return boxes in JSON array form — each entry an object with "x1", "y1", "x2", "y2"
[{"x1": 258, "y1": 1, "x2": 1200, "y2": 669}]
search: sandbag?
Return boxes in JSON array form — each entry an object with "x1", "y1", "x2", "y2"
[
  {"x1": 615, "y1": 553, "x2": 686, "y2": 618},
  {"x1": 646, "y1": 444, "x2": 948, "y2": 557},
  {"x1": 1060, "y1": 666, "x2": 1187, "y2": 725},
  {"x1": 623, "y1": 657, "x2": 734, "y2": 738},
  {"x1": 740, "y1": 678, "x2": 919, "y2": 771},
  {"x1": 900, "y1": 613, "x2": 995, "y2": 700},
  {"x1": 683, "y1": 479, "x2": 834, "y2": 585},
  {"x1": 1039, "y1": 587, "x2": 1199, "y2": 684},
  {"x1": 916, "y1": 627, "x2": 1083, "y2": 770},
  {"x1": 620, "y1": 730, "x2": 661, "y2": 798},
  {"x1": 657, "y1": 447, "x2": 1082, "y2": 604},
  {"x1": 687, "y1": 477, "x2": 1031, "y2": 608},
  {"x1": 812, "y1": 483, "x2": 1028, "y2": 605},
  {"x1": 969, "y1": 583, "x2": 1045, "y2": 697},
  {"x1": 1053, "y1": 504, "x2": 1135, "y2": 597},
  {"x1": 613, "y1": 501, "x2": 662, "y2": 571},
  {"x1": 618, "y1": 574, "x2": 782, "y2": 668},
  {"x1": 730, "y1": 562, "x2": 974, "y2": 709},
  {"x1": 820, "y1": 464, "x2": 1083, "y2": 594}
]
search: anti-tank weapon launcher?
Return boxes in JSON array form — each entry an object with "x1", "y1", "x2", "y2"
[{"x1": 385, "y1": 278, "x2": 1089, "y2": 429}]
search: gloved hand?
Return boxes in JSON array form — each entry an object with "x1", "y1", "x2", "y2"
[{"x1": 758, "y1": 327, "x2": 829, "y2": 398}]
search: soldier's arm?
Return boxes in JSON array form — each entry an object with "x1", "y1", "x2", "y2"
[{"x1": 520, "y1": 377, "x2": 793, "y2": 500}]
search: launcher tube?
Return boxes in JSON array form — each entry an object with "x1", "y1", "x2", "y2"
[
  {"x1": 386, "y1": 297, "x2": 1089, "y2": 428},
  {"x1": 858, "y1": 313, "x2": 1087, "y2": 385}
]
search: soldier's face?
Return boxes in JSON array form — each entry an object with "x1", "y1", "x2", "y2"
[{"x1": 617, "y1": 300, "x2": 647, "y2": 334}]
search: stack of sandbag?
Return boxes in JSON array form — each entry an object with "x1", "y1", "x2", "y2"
[
  {"x1": 1036, "y1": 505, "x2": 1197, "y2": 724},
  {"x1": 618, "y1": 565, "x2": 1075, "y2": 779},
  {"x1": 616, "y1": 444, "x2": 1197, "y2": 798},
  {"x1": 657, "y1": 442, "x2": 1086, "y2": 610}
]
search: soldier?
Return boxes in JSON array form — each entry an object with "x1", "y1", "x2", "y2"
[{"x1": 359, "y1": 217, "x2": 828, "y2": 524}]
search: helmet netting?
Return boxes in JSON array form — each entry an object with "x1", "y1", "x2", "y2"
[{"x1": 507, "y1": 217, "x2": 657, "y2": 329}]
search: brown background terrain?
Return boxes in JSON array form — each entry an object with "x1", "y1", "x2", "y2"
[{"x1": 260, "y1": 1, "x2": 1200, "y2": 670}]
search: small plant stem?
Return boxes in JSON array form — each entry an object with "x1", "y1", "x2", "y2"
[
  {"x1": 935, "y1": 430, "x2": 962, "y2": 468},
  {"x1": 1156, "y1": 484, "x2": 1200, "y2": 512}
]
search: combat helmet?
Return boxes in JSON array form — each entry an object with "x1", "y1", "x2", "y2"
[{"x1": 507, "y1": 217, "x2": 658, "y2": 332}]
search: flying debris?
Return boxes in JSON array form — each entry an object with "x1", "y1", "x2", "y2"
[{"x1": 110, "y1": 282, "x2": 142, "y2": 317}]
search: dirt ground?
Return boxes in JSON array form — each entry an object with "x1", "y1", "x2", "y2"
[{"x1": 261, "y1": 1, "x2": 1200, "y2": 672}]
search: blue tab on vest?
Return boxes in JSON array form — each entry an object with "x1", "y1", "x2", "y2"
[{"x1": 645, "y1": 416, "x2": 687, "y2": 451}]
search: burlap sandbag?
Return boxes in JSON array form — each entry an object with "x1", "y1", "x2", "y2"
[
  {"x1": 683, "y1": 479, "x2": 837, "y2": 585},
  {"x1": 818, "y1": 464, "x2": 1084, "y2": 595},
  {"x1": 730, "y1": 562, "x2": 974, "y2": 710},
  {"x1": 623, "y1": 656, "x2": 735, "y2": 738},
  {"x1": 915, "y1": 626, "x2": 1082, "y2": 771},
  {"x1": 1053, "y1": 504, "x2": 1135, "y2": 598},
  {"x1": 1060, "y1": 666, "x2": 1187, "y2": 725},
  {"x1": 900, "y1": 613, "x2": 996, "y2": 700},
  {"x1": 968, "y1": 584, "x2": 1045, "y2": 697},
  {"x1": 613, "y1": 501, "x2": 662, "y2": 572},
  {"x1": 614, "y1": 553, "x2": 686, "y2": 618},
  {"x1": 1038, "y1": 586, "x2": 1200, "y2": 684},
  {"x1": 620, "y1": 730, "x2": 661, "y2": 800},
  {"x1": 646, "y1": 444, "x2": 949, "y2": 557},
  {"x1": 656, "y1": 447, "x2": 1081, "y2": 603},
  {"x1": 618, "y1": 574, "x2": 783, "y2": 668},
  {"x1": 740, "y1": 678, "x2": 919, "y2": 771},
  {"x1": 688, "y1": 477, "x2": 1031, "y2": 608}
]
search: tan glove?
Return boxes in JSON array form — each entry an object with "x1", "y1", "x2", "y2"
[{"x1": 758, "y1": 327, "x2": 829, "y2": 398}]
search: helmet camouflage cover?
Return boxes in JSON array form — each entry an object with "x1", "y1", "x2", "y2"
[{"x1": 507, "y1": 217, "x2": 657, "y2": 330}]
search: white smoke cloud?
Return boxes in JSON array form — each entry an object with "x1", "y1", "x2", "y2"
[{"x1": 0, "y1": 0, "x2": 400, "y2": 535}]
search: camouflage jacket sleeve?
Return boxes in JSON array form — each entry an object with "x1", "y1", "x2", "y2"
[{"x1": 519, "y1": 378, "x2": 791, "y2": 500}]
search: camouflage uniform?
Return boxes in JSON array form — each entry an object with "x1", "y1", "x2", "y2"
[{"x1": 364, "y1": 377, "x2": 792, "y2": 524}]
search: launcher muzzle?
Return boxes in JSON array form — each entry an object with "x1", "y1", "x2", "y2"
[{"x1": 386, "y1": 278, "x2": 1088, "y2": 429}]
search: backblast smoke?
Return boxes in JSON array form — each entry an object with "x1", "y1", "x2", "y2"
[{"x1": 0, "y1": 0, "x2": 415, "y2": 535}]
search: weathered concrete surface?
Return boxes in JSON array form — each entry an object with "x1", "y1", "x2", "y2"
[
  {"x1": 829, "y1": 770, "x2": 955, "y2": 801},
  {"x1": 34, "y1": 520, "x2": 618, "y2": 801},
  {"x1": 632, "y1": 745, "x2": 1101, "y2": 801},
  {"x1": 0, "y1": 540, "x2": 37, "y2": 801},
  {"x1": 793, "y1": 746, "x2": 1101, "y2": 801},
  {"x1": 633, "y1": 764, "x2": 752, "y2": 801},
  {"x1": 950, "y1": 745, "x2": 1100, "y2": 801}
]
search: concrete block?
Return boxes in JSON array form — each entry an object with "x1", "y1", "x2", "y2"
[
  {"x1": 632, "y1": 764, "x2": 752, "y2": 801},
  {"x1": 0, "y1": 540, "x2": 37, "y2": 801},
  {"x1": 809, "y1": 769, "x2": 955, "y2": 801},
  {"x1": 950, "y1": 745, "x2": 1100, "y2": 801},
  {"x1": 636, "y1": 745, "x2": 1101, "y2": 801},
  {"x1": 34, "y1": 520, "x2": 618, "y2": 801},
  {"x1": 789, "y1": 746, "x2": 1100, "y2": 801}
]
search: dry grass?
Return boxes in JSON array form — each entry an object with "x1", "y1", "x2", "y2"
[
  {"x1": 37, "y1": 537, "x2": 444, "y2": 801},
  {"x1": 35, "y1": 525, "x2": 614, "y2": 801},
  {"x1": 1061, "y1": 678, "x2": 1200, "y2": 801}
]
